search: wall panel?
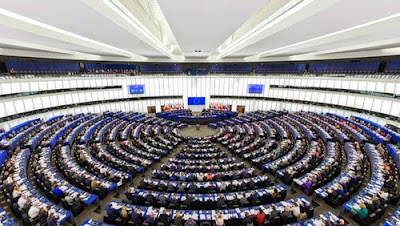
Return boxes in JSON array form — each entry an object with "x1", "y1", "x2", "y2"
[{"x1": 0, "y1": 76, "x2": 400, "y2": 125}]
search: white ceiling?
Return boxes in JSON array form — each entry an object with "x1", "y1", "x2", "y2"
[
  {"x1": 0, "y1": 0, "x2": 399, "y2": 63},
  {"x1": 157, "y1": 0, "x2": 265, "y2": 57}
]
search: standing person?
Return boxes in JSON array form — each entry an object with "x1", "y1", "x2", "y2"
[{"x1": 215, "y1": 212, "x2": 225, "y2": 226}]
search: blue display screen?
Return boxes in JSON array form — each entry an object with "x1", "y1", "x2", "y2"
[
  {"x1": 188, "y1": 97, "x2": 206, "y2": 105},
  {"x1": 129, "y1": 85, "x2": 144, "y2": 94},
  {"x1": 248, "y1": 84, "x2": 264, "y2": 93}
]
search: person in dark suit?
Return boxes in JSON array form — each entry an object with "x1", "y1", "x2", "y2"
[
  {"x1": 47, "y1": 212, "x2": 58, "y2": 226},
  {"x1": 84, "y1": 177, "x2": 91, "y2": 187},
  {"x1": 372, "y1": 196, "x2": 381, "y2": 210},
  {"x1": 167, "y1": 182, "x2": 176, "y2": 192},
  {"x1": 328, "y1": 188, "x2": 338, "y2": 199},
  {"x1": 366, "y1": 200, "x2": 375, "y2": 213},
  {"x1": 148, "y1": 181, "x2": 156, "y2": 190},
  {"x1": 37, "y1": 169, "x2": 45, "y2": 182},
  {"x1": 188, "y1": 174, "x2": 196, "y2": 181},
  {"x1": 229, "y1": 195, "x2": 239, "y2": 208},
  {"x1": 239, "y1": 195, "x2": 249, "y2": 207},
  {"x1": 189, "y1": 183, "x2": 197, "y2": 192},
  {"x1": 158, "y1": 182, "x2": 166, "y2": 191},
  {"x1": 139, "y1": 180, "x2": 147, "y2": 189},
  {"x1": 241, "y1": 212, "x2": 253, "y2": 226},
  {"x1": 182, "y1": 194, "x2": 192, "y2": 209},
  {"x1": 216, "y1": 195, "x2": 226, "y2": 209},
  {"x1": 169, "y1": 195, "x2": 179, "y2": 208},
  {"x1": 173, "y1": 211, "x2": 184, "y2": 226},
  {"x1": 131, "y1": 208, "x2": 142, "y2": 225},
  {"x1": 158, "y1": 209, "x2": 170, "y2": 226},
  {"x1": 144, "y1": 212, "x2": 156, "y2": 226},
  {"x1": 280, "y1": 206, "x2": 293, "y2": 220},
  {"x1": 348, "y1": 174, "x2": 358, "y2": 188},
  {"x1": 106, "y1": 203, "x2": 118, "y2": 220},
  {"x1": 146, "y1": 193, "x2": 156, "y2": 206},
  {"x1": 248, "y1": 192, "x2": 259, "y2": 206},
  {"x1": 384, "y1": 176, "x2": 396, "y2": 193},
  {"x1": 206, "y1": 198, "x2": 215, "y2": 209},
  {"x1": 36, "y1": 207, "x2": 48, "y2": 225},
  {"x1": 158, "y1": 193, "x2": 168, "y2": 206},
  {"x1": 269, "y1": 206, "x2": 280, "y2": 219},
  {"x1": 192, "y1": 198, "x2": 201, "y2": 209}
]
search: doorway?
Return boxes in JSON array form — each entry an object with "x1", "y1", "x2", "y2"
[
  {"x1": 237, "y1": 105, "x2": 245, "y2": 113},
  {"x1": 147, "y1": 106, "x2": 156, "y2": 113}
]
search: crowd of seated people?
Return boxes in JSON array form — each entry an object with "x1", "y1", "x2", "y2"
[
  {"x1": 160, "y1": 161, "x2": 245, "y2": 173},
  {"x1": 180, "y1": 147, "x2": 221, "y2": 154},
  {"x1": 342, "y1": 143, "x2": 398, "y2": 224},
  {"x1": 74, "y1": 145, "x2": 132, "y2": 185},
  {"x1": 214, "y1": 112, "x2": 343, "y2": 194},
  {"x1": 125, "y1": 185, "x2": 287, "y2": 210},
  {"x1": 175, "y1": 152, "x2": 228, "y2": 159},
  {"x1": 326, "y1": 115, "x2": 399, "y2": 189},
  {"x1": 85, "y1": 69, "x2": 136, "y2": 75},
  {"x1": 219, "y1": 117, "x2": 310, "y2": 173},
  {"x1": 294, "y1": 211, "x2": 346, "y2": 226},
  {"x1": 0, "y1": 111, "x2": 192, "y2": 225},
  {"x1": 138, "y1": 176, "x2": 272, "y2": 194},
  {"x1": 123, "y1": 142, "x2": 165, "y2": 161},
  {"x1": 105, "y1": 196, "x2": 315, "y2": 226},
  {"x1": 55, "y1": 144, "x2": 113, "y2": 199},
  {"x1": 300, "y1": 113, "x2": 350, "y2": 144},
  {"x1": 1, "y1": 118, "x2": 72, "y2": 225},
  {"x1": 2, "y1": 109, "x2": 400, "y2": 226},
  {"x1": 263, "y1": 139, "x2": 308, "y2": 174},
  {"x1": 166, "y1": 157, "x2": 237, "y2": 166},
  {"x1": 315, "y1": 142, "x2": 365, "y2": 207},
  {"x1": 350, "y1": 116, "x2": 392, "y2": 142},
  {"x1": 0, "y1": 120, "x2": 42, "y2": 151},
  {"x1": 151, "y1": 167, "x2": 257, "y2": 182},
  {"x1": 251, "y1": 139, "x2": 294, "y2": 169},
  {"x1": 206, "y1": 110, "x2": 400, "y2": 225},
  {"x1": 98, "y1": 142, "x2": 149, "y2": 173},
  {"x1": 2, "y1": 149, "x2": 65, "y2": 226},
  {"x1": 31, "y1": 147, "x2": 88, "y2": 215},
  {"x1": 103, "y1": 118, "x2": 323, "y2": 226},
  {"x1": 276, "y1": 141, "x2": 325, "y2": 185},
  {"x1": 201, "y1": 109, "x2": 229, "y2": 116},
  {"x1": 295, "y1": 141, "x2": 342, "y2": 195}
]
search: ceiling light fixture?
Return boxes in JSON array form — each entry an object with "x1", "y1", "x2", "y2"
[
  {"x1": 253, "y1": 13, "x2": 400, "y2": 59},
  {"x1": 215, "y1": 0, "x2": 315, "y2": 59},
  {"x1": 0, "y1": 8, "x2": 142, "y2": 59},
  {"x1": 103, "y1": 0, "x2": 179, "y2": 59}
]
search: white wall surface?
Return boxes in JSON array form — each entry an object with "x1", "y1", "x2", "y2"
[
  {"x1": 210, "y1": 97, "x2": 400, "y2": 127},
  {"x1": 0, "y1": 98, "x2": 182, "y2": 130},
  {"x1": 0, "y1": 75, "x2": 399, "y2": 129}
]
